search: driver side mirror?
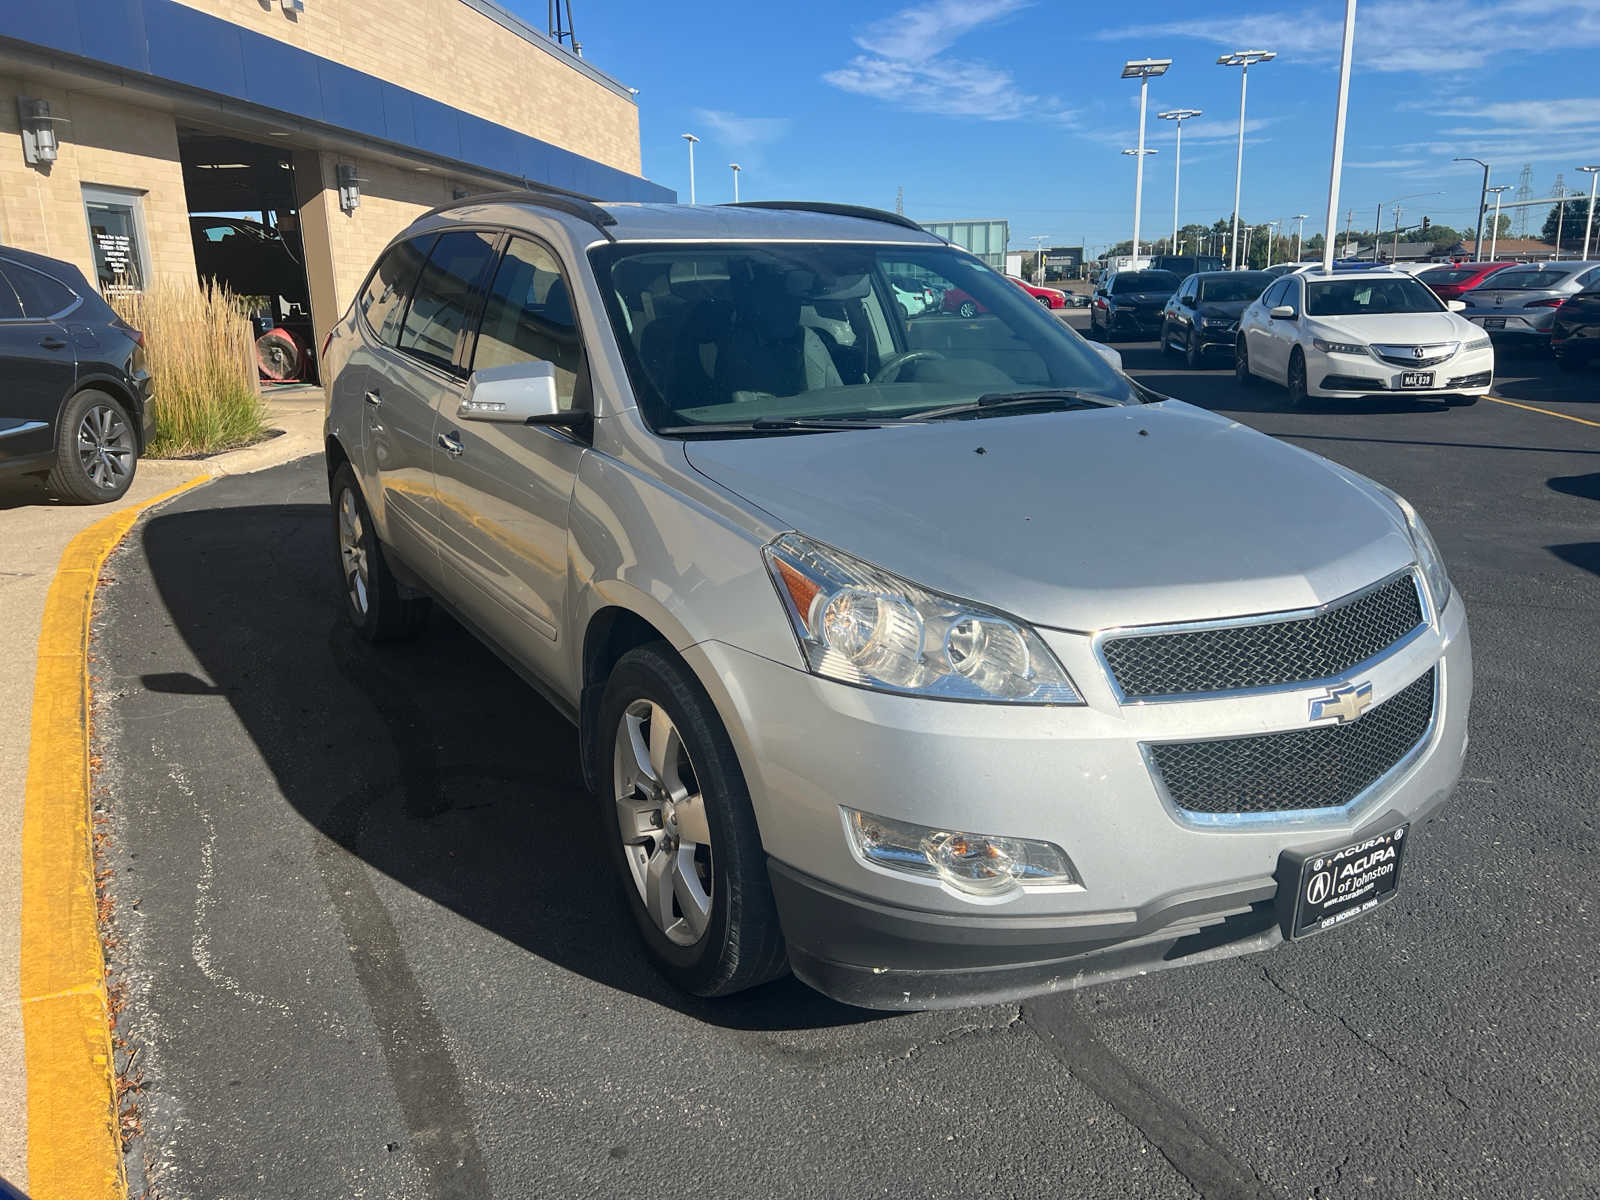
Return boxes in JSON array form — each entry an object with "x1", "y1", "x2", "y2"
[
  {"x1": 458, "y1": 361, "x2": 585, "y2": 428},
  {"x1": 1446, "y1": 299, "x2": 1467, "y2": 312},
  {"x1": 1269, "y1": 304, "x2": 1297, "y2": 320},
  {"x1": 1087, "y1": 341, "x2": 1123, "y2": 372}
]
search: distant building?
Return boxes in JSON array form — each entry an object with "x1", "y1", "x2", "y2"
[
  {"x1": 1043, "y1": 246, "x2": 1084, "y2": 280},
  {"x1": 1449, "y1": 238, "x2": 1562, "y2": 262},
  {"x1": 919, "y1": 219, "x2": 1009, "y2": 270}
]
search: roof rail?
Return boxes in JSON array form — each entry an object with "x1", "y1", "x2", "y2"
[
  {"x1": 418, "y1": 187, "x2": 617, "y2": 239},
  {"x1": 722, "y1": 201, "x2": 929, "y2": 234}
]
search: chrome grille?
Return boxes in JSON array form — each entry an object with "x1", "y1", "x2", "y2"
[
  {"x1": 1101, "y1": 571, "x2": 1424, "y2": 700},
  {"x1": 1147, "y1": 669, "x2": 1436, "y2": 817},
  {"x1": 1371, "y1": 342, "x2": 1458, "y2": 368}
]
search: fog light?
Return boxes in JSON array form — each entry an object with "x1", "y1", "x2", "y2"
[{"x1": 844, "y1": 809, "x2": 1078, "y2": 897}]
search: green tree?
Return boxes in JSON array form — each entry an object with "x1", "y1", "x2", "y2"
[{"x1": 1541, "y1": 199, "x2": 1592, "y2": 251}]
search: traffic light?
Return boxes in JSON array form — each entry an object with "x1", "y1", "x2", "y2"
[{"x1": 1421, "y1": 216, "x2": 1430, "y2": 231}]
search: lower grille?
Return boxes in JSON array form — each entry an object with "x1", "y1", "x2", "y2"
[
  {"x1": 1147, "y1": 668, "x2": 1436, "y2": 817},
  {"x1": 1446, "y1": 371, "x2": 1492, "y2": 388}
]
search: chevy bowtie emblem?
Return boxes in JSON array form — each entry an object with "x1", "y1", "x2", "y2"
[{"x1": 1310, "y1": 681, "x2": 1373, "y2": 724}]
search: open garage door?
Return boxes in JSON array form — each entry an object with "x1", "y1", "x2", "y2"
[{"x1": 179, "y1": 130, "x2": 320, "y2": 385}]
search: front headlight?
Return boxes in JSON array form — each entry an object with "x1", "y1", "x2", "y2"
[
  {"x1": 1313, "y1": 337, "x2": 1368, "y2": 356},
  {"x1": 1373, "y1": 485, "x2": 1452, "y2": 613},
  {"x1": 1463, "y1": 336, "x2": 1491, "y2": 353},
  {"x1": 763, "y1": 533, "x2": 1081, "y2": 704},
  {"x1": 1201, "y1": 316, "x2": 1232, "y2": 328}
]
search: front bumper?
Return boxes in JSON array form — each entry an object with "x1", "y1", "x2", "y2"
[
  {"x1": 684, "y1": 595, "x2": 1471, "y2": 1009},
  {"x1": 1195, "y1": 323, "x2": 1239, "y2": 351},
  {"x1": 1308, "y1": 345, "x2": 1495, "y2": 398},
  {"x1": 1107, "y1": 309, "x2": 1165, "y2": 335}
]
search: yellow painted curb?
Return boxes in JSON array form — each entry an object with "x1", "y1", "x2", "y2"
[{"x1": 21, "y1": 476, "x2": 208, "y2": 1200}]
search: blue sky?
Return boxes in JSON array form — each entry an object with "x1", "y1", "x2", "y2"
[{"x1": 513, "y1": 0, "x2": 1600, "y2": 253}]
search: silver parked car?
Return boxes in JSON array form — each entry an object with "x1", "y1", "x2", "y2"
[
  {"x1": 1461, "y1": 261, "x2": 1600, "y2": 342},
  {"x1": 323, "y1": 194, "x2": 1471, "y2": 1010}
]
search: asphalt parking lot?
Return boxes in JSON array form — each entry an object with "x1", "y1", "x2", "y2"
[{"x1": 94, "y1": 324, "x2": 1599, "y2": 1199}]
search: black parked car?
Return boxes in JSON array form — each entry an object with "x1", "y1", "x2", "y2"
[
  {"x1": 1159, "y1": 270, "x2": 1274, "y2": 367},
  {"x1": 1089, "y1": 269, "x2": 1183, "y2": 340},
  {"x1": 1551, "y1": 286, "x2": 1600, "y2": 372},
  {"x1": 0, "y1": 245, "x2": 152, "y2": 502}
]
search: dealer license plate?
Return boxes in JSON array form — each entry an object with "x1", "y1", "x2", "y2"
[
  {"x1": 1279, "y1": 824, "x2": 1409, "y2": 939},
  {"x1": 1399, "y1": 371, "x2": 1434, "y2": 389},
  {"x1": 1482, "y1": 317, "x2": 1506, "y2": 329}
]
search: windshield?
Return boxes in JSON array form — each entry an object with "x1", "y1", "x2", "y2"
[
  {"x1": 1419, "y1": 267, "x2": 1476, "y2": 286},
  {"x1": 1197, "y1": 274, "x2": 1271, "y2": 302},
  {"x1": 1111, "y1": 271, "x2": 1181, "y2": 295},
  {"x1": 1484, "y1": 268, "x2": 1572, "y2": 290},
  {"x1": 1305, "y1": 276, "x2": 1444, "y2": 317},
  {"x1": 589, "y1": 242, "x2": 1134, "y2": 432}
]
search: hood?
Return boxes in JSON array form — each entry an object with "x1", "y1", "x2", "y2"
[
  {"x1": 685, "y1": 402, "x2": 1414, "y2": 631},
  {"x1": 1196, "y1": 300, "x2": 1250, "y2": 319},
  {"x1": 1307, "y1": 311, "x2": 1470, "y2": 345},
  {"x1": 1116, "y1": 291, "x2": 1171, "y2": 306}
]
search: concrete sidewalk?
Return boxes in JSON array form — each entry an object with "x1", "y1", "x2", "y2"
[{"x1": 0, "y1": 389, "x2": 324, "y2": 1190}]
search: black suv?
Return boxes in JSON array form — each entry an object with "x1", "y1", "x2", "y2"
[
  {"x1": 0, "y1": 246, "x2": 152, "y2": 502},
  {"x1": 1089, "y1": 269, "x2": 1183, "y2": 341},
  {"x1": 1159, "y1": 270, "x2": 1274, "y2": 367}
]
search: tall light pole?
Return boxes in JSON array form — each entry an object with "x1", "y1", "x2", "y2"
[
  {"x1": 1157, "y1": 108, "x2": 1201, "y2": 258},
  {"x1": 1217, "y1": 49, "x2": 1275, "y2": 270},
  {"x1": 1485, "y1": 185, "x2": 1509, "y2": 260},
  {"x1": 1580, "y1": 166, "x2": 1600, "y2": 262},
  {"x1": 1555, "y1": 182, "x2": 1569, "y2": 260},
  {"x1": 681, "y1": 132, "x2": 699, "y2": 204},
  {"x1": 1293, "y1": 213, "x2": 1309, "y2": 263},
  {"x1": 1122, "y1": 58, "x2": 1172, "y2": 267},
  {"x1": 729, "y1": 162, "x2": 741, "y2": 203},
  {"x1": 1121, "y1": 147, "x2": 1158, "y2": 260},
  {"x1": 1265, "y1": 220, "x2": 1280, "y2": 268},
  {"x1": 1320, "y1": 0, "x2": 1356, "y2": 273},
  {"x1": 1453, "y1": 156, "x2": 1490, "y2": 255}
]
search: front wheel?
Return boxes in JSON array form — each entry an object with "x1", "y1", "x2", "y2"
[
  {"x1": 1234, "y1": 337, "x2": 1257, "y2": 386},
  {"x1": 1186, "y1": 331, "x2": 1205, "y2": 370},
  {"x1": 1286, "y1": 348, "x2": 1310, "y2": 409},
  {"x1": 957, "y1": 300, "x2": 978, "y2": 319},
  {"x1": 46, "y1": 389, "x2": 139, "y2": 504},
  {"x1": 599, "y1": 644, "x2": 787, "y2": 997},
  {"x1": 1160, "y1": 321, "x2": 1178, "y2": 358}
]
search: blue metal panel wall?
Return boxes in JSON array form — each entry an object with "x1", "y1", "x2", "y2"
[{"x1": 0, "y1": 0, "x2": 674, "y2": 202}]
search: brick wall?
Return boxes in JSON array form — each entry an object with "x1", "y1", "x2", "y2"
[
  {"x1": 167, "y1": 0, "x2": 641, "y2": 174},
  {"x1": 0, "y1": 77, "x2": 196, "y2": 287}
]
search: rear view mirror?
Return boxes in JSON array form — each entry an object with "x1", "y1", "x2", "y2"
[
  {"x1": 1270, "y1": 305, "x2": 1297, "y2": 320},
  {"x1": 1446, "y1": 299, "x2": 1467, "y2": 312},
  {"x1": 459, "y1": 361, "x2": 560, "y2": 423}
]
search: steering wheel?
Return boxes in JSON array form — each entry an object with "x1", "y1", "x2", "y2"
[{"x1": 872, "y1": 349, "x2": 944, "y2": 384}]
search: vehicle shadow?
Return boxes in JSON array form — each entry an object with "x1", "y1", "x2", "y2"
[
  {"x1": 1549, "y1": 473, "x2": 1600, "y2": 502},
  {"x1": 1134, "y1": 369, "x2": 1453, "y2": 417},
  {"x1": 0, "y1": 475, "x2": 56, "y2": 510},
  {"x1": 1549, "y1": 543, "x2": 1600, "y2": 575},
  {"x1": 135, "y1": 501, "x2": 885, "y2": 1032}
]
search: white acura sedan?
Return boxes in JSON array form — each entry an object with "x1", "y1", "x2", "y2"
[{"x1": 1235, "y1": 268, "x2": 1494, "y2": 408}]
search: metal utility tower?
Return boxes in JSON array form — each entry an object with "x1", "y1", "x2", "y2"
[
  {"x1": 1513, "y1": 163, "x2": 1534, "y2": 236},
  {"x1": 895, "y1": 186, "x2": 904, "y2": 216},
  {"x1": 549, "y1": 0, "x2": 581, "y2": 56}
]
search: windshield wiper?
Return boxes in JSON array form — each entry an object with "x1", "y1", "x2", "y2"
[
  {"x1": 654, "y1": 415, "x2": 901, "y2": 437},
  {"x1": 908, "y1": 389, "x2": 1118, "y2": 421}
]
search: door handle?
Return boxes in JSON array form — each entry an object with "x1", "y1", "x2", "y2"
[
  {"x1": 38, "y1": 337, "x2": 67, "y2": 351},
  {"x1": 437, "y1": 431, "x2": 463, "y2": 457},
  {"x1": 363, "y1": 389, "x2": 382, "y2": 408}
]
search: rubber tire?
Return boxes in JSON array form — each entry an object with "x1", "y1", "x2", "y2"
[
  {"x1": 1286, "y1": 348, "x2": 1310, "y2": 409},
  {"x1": 256, "y1": 329, "x2": 302, "y2": 381},
  {"x1": 1234, "y1": 337, "x2": 1257, "y2": 386},
  {"x1": 597, "y1": 643, "x2": 788, "y2": 998},
  {"x1": 1086, "y1": 315, "x2": 1103, "y2": 341},
  {"x1": 1036, "y1": 295, "x2": 1052, "y2": 308},
  {"x1": 1160, "y1": 321, "x2": 1178, "y2": 358},
  {"x1": 1186, "y1": 330, "x2": 1204, "y2": 370},
  {"x1": 329, "y1": 463, "x2": 430, "y2": 642},
  {"x1": 46, "y1": 389, "x2": 138, "y2": 504},
  {"x1": 957, "y1": 300, "x2": 978, "y2": 319}
]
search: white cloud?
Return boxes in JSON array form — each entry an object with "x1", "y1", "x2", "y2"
[
  {"x1": 823, "y1": 0, "x2": 1075, "y2": 123},
  {"x1": 691, "y1": 109, "x2": 792, "y2": 150},
  {"x1": 1095, "y1": 0, "x2": 1600, "y2": 74}
]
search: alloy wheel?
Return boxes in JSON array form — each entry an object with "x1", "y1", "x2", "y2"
[
  {"x1": 76, "y1": 404, "x2": 134, "y2": 490},
  {"x1": 613, "y1": 699, "x2": 714, "y2": 946},
  {"x1": 337, "y1": 488, "x2": 370, "y2": 615}
]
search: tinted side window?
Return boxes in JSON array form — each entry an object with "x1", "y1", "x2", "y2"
[
  {"x1": 1263, "y1": 280, "x2": 1288, "y2": 308},
  {"x1": 6, "y1": 263, "x2": 76, "y2": 318},
  {"x1": 0, "y1": 271, "x2": 23, "y2": 321},
  {"x1": 398, "y1": 230, "x2": 499, "y2": 372},
  {"x1": 361, "y1": 237, "x2": 431, "y2": 347},
  {"x1": 470, "y1": 237, "x2": 584, "y2": 410}
]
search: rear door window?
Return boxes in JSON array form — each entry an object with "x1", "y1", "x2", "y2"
[
  {"x1": 5, "y1": 263, "x2": 76, "y2": 318},
  {"x1": 397, "y1": 230, "x2": 499, "y2": 372},
  {"x1": 0, "y1": 270, "x2": 24, "y2": 321},
  {"x1": 469, "y1": 236, "x2": 585, "y2": 410},
  {"x1": 361, "y1": 237, "x2": 431, "y2": 347}
]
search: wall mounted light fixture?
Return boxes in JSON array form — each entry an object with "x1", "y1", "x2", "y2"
[
  {"x1": 18, "y1": 97, "x2": 68, "y2": 167},
  {"x1": 336, "y1": 164, "x2": 364, "y2": 213}
]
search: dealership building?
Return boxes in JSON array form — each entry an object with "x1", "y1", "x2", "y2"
[{"x1": 0, "y1": 0, "x2": 671, "y2": 377}]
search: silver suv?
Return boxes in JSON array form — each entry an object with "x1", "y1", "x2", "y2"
[{"x1": 323, "y1": 194, "x2": 1471, "y2": 1010}]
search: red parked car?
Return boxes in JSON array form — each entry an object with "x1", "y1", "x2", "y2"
[
  {"x1": 941, "y1": 286, "x2": 987, "y2": 318},
  {"x1": 1416, "y1": 261, "x2": 1515, "y2": 302},
  {"x1": 1007, "y1": 276, "x2": 1068, "y2": 309}
]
